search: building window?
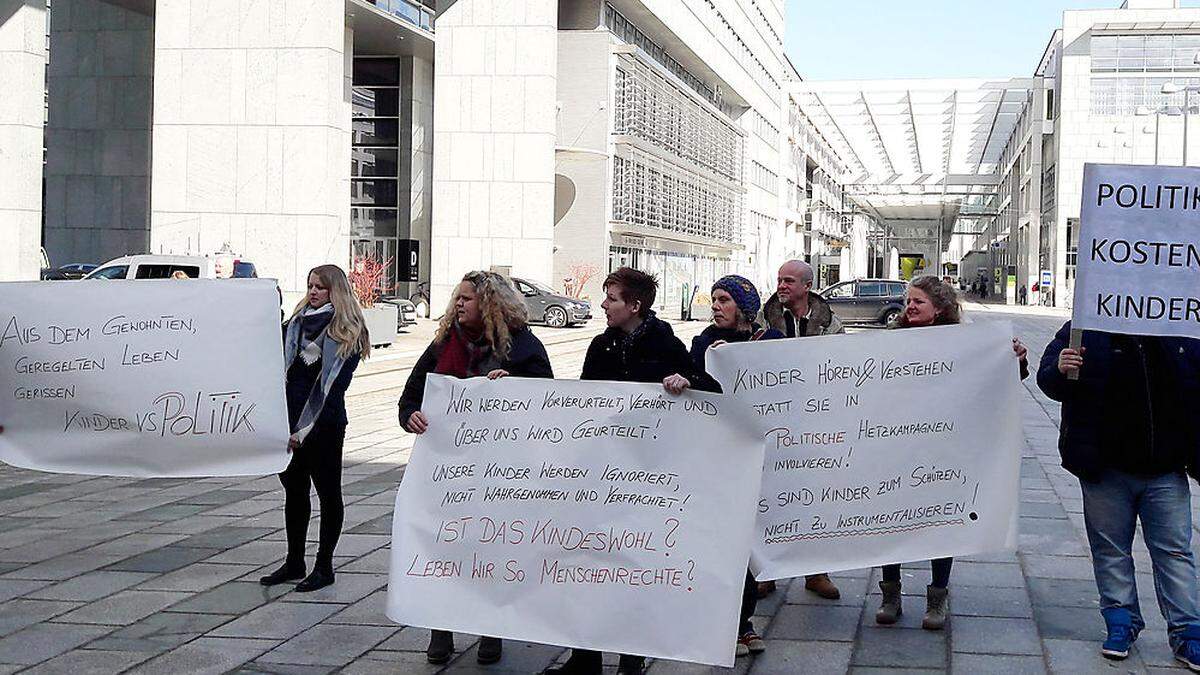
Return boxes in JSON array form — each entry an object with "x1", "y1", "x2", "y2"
[
  {"x1": 1090, "y1": 75, "x2": 1200, "y2": 116},
  {"x1": 351, "y1": 57, "x2": 403, "y2": 291},
  {"x1": 1092, "y1": 34, "x2": 1200, "y2": 74},
  {"x1": 603, "y1": 3, "x2": 721, "y2": 108},
  {"x1": 611, "y1": 151, "x2": 743, "y2": 246}
]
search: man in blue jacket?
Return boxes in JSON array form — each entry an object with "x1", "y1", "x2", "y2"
[{"x1": 1038, "y1": 322, "x2": 1200, "y2": 667}]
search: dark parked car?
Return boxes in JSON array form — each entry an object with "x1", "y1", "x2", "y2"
[
  {"x1": 41, "y1": 263, "x2": 98, "y2": 280},
  {"x1": 511, "y1": 277, "x2": 591, "y2": 328},
  {"x1": 378, "y1": 296, "x2": 418, "y2": 329},
  {"x1": 819, "y1": 278, "x2": 907, "y2": 325}
]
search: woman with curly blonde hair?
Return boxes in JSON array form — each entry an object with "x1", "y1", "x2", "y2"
[
  {"x1": 262, "y1": 264, "x2": 369, "y2": 593},
  {"x1": 397, "y1": 270, "x2": 552, "y2": 666}
]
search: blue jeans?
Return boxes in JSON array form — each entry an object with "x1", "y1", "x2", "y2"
[{"x1": 1080, "y1": 469, "x2": 1200, "y2": 649}]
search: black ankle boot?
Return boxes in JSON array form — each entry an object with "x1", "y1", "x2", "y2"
[
  {"x1": 294, "y1": 568, "x2": 334, "y2": 592},
  {"x1": 477, "y1": 636, "x2": 502, "y2": 664},
  {"x1": 617, "y1": 654, "x2": 645, "y2": 674},
  {"x1": 259, "y1": 561, "x2": 305, "y2": 586},
  {"x1": 427, "y1": 630, "x2": 454, "y2": 664}
]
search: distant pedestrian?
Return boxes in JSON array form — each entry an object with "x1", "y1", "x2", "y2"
[
  {"x1": 170, "y1": 270, "x2": 189, "y2": 279},
  {"x1": 662, "y1": 274, "x2": 782, "y2": 658},
  {"x1": 398, "y1": 270, "x2": 552, "y2": 667},
  {"x1": 546, "y1": 267, "x2": 701, "y2": 675},
  {"x1": 262, "y1": 264, "x2": 370, "y2": 593},
  {"x1": 875, "y1": 276, "x2": 1027, "y2": 630},
  {"x1": 758, "y1": 259, "x2": 842, "y2": 601},
  {"x1": 1038, "y1": 322, "x2": 1200, "y2": 666}
]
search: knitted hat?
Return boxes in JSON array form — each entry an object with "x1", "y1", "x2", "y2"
[{"x1": 711, "y1": 275, "x2": 761, "y2": 321}]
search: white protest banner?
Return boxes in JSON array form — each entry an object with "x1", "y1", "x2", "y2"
[
  {"x1": 0, "y1": 279, "x2": 290, "y2": 476},
  {"x1": 1074, "y1": 163, "x2": 1200, "y2": 338},
  {"x1": 387, "y1": 374, "x2": 763, "y2": 667},
  {"x1": 706, "y1": 322, "x2": 1021, "y2": 580}
]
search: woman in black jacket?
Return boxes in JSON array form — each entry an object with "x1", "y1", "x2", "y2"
[
  {"x1": 398, "y1": 270, "x2": 552, "y2": 666},
  {"x1": 261, "y1": 264, "x2": 370, "y2": 593},
  {"x1": 874, "y1": 275, "x2": 1028, "y2": 630}
]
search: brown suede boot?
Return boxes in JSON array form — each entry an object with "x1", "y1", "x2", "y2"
[
  {"x1": 922, "y1": 585, "x2": 949, "y2": 630},
  {"x1": 805, "y1": 573, "x2": 841, "y2": 600},
  {"x1": 876, "y1": 580, "x2": 903, "y2": 624}
]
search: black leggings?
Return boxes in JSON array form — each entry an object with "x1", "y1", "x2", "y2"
[
  {"x1": 739, "y1": 569, "x2": 758, "y2": 635},
  {"x1": 279, "y1": 424, "x2": 345, "y2": 573},
  {"x1": 882, "y1": 557, "x2": 953, "y2": 588}
]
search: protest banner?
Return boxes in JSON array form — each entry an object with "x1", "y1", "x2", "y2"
[
  {"x1": 387, "y1": 374, "x2": 763, "y2": 667},
  {"x1": 0, "y1": 279, "x2": 290, "y2": 477},
  {"x1": 1074, "y1": 163, "x2": 1200, "y2": 338},
  {"x1": 706, "y1": 322, "x2": 1021, "y2": 580}
]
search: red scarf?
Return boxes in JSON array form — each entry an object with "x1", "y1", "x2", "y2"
[{"x1": 434, "y1": 325, "x2": 490, "y2": 378}]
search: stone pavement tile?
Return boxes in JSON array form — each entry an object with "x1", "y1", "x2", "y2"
[
  {"x1": 27, "y1": 571, "x2": 153, "y2": 602},
  {"x1": 0, "y1": 536, "x2": 96, "y2": 563},
  {"x1": 1032, "y1": 604, "x2": 1106, "y2": 641},
  {"x1": 144, "y1": 515, "x2": 245, "y2": 536},
  {"x1": 952, "y1": 653, "x2": 1048, "y2": 674},
  {"x1": 1133, "y1": 630, "x2": 1186, "y2": 669},
  {"x1": 0, "y1": 599, "x2": 80, "y2": 638},
  {"x1": 0, "y1": 552, "x2": 126, "y2": 581},
  {"x1": 445, "y1": 639, "x2": 566, "y2": 674},
  {"x1": 85, "y1": 533, "x2": 190, "y2": 557},
  {"x1": 949, "y1": 561, "x2": 1027, "y2": 588},
  {"x1": 89, "y1": 611, "x2": 234, "y2": 652},
  {"x1": 204, "y1": 499, "x2": 281, "y2": 518},
  {"x1": 105, "y1": 546, "x2": 217, "y2": 574},
  {"x1": 21, "y1": 648, "x2": 152, "y2": 675},
  {"x1": 0, "y1": 578, "x2": 52, "y2": 602},
  {"x1": 377, "y1": 626, "x2": 475, "y2": 652},
  {"x1": 337, "y1": 548, "x2": 390, "y2": 574},
  {"x1": 747, "y1": 639, "x2": 851, "y2": 674},
  {"x1": 115, "y1": 503, "x2": 211, "y2": 522},
  {"x1": 258, "y1": 624, "x2": 398, "y2": 667},
  {"x1": 1022, "y1": 554, "x2": 1096, "y2": 580},
  {"x1": 125, "y1": 636, "x2": 279, "y2": 675},
  {"x1": 1044, "y1": 638, "x2": 1148, "y2": 672},
  {"x1": 328, "y1": 533, "x2": 390, "y2": 558},
  {"x1": 849, "y1": 669, "x2": 941, "y2": 675},
  {"x1": 952, "y1": 616, "x2": 1042, "y2": 655},
  {"x1": 137, "y1": 563, "x2": 258, "y2": 593},
  {"x1": 765, "y1": 604, "x2": 861, "y2": 641},
  {"x1": 342, "y1": 652, "x2": 440, "y2": 675},
  {"x1": 203, "y1": 540, "x2": 286, "y2": 565},
  {"x1": 0, "y1": 622, "x2": 113, "y2": 665},
  {"x1": 51, "y1": 589, "x2": 189, "y2": 625},
  {"x1": 646, "y1": 656, "x2": 749, "y2": 674},
  {"x1": 175, "y1": 490, "x2": 265, "y2": 506},
  {"x1": 277, "y1": 572, "x2": 385, "y2": 605},
  {"x1": 1021, "y1": 489, "x2": 1060, "y2": 504},
  {"x1": 959, "y1": 549, "x2": 1021, "y2": 564},
  {"x1": 852, "y1": 626, "x2": 945, "y2": 669},
  {"x1": 175, "y1": 526, "x2": 276, "y2": 550},
  {"x1": 209, "y1": 601, "x2": 340, "y2": 640},
  {"x1": 232, "y1": 663, "x2": 335, "y2": 674},
  {"x1": 952, "y1": 584, "x2": 1035, "y2": 618},
  {"x1": 326, "y1": 590, "x2": 392, "y2": 626},
  {"x1": 166, "y1": 581, "x2": 290, "y2": 615},
  {"x1": 345, "y1": 514, "x2": 393, "y2": 536},
  {"x1": 0, "y1": 528, "x2": 67, "y2": 552}
]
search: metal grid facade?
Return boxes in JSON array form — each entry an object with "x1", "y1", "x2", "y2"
[
  {"x1": 613, "y1": 56, "x2": 744, "y2": 184},
  {"x1": 611, "y1": 149, "x2": 742, "y2": 246}
]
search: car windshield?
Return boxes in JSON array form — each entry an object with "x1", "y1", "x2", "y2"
[
  {"x1": 521, "y1": 279, "x2": 555, "y2": 294},
  {"x1": 232, "y1": 261, "x2": 257, "y2": 278},
  {"x1": 824, "y1": 283, "x2": 855, "y2": 298},
  {"x1": 86, "y1": 265, "x2": 128, "y2": 280}
]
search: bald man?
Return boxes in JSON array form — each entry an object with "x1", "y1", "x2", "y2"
[{"x1": 757, "y1": 259, "x2": 845, "y2": 601}]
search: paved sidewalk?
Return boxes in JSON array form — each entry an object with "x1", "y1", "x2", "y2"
[{"x1": 0, "y1": 310, "x2": 1188, "y2": 673}]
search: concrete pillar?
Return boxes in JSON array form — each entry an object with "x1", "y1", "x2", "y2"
[
  {"x1": 0, "y1": 0, "x2": 46, "y2": 280},
  {"x1": 44, "y1": 0, "x2": 153, "y2": 266},
  {"x1": 400, "y1": 55, "x2": 433, "y2": 301},
  {"x1": 149, "y1": 0, "x2": 351, "y2": 297},
  {"x1": 430, "y1": 0, "x2": 558, "y2": 308}
]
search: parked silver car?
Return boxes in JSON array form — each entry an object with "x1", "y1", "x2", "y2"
[{"x1": 511, "y1": 277, "x2": 591, "y2": 328}]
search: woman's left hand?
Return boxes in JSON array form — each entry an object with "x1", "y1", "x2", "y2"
[
  {"x1": 287, "y1": 434, "x2": 301, "y2": 452},
  {"x1": 1012, "y1": 338, "x2": 1028, "y2": 361},
  {"x1": 662, "y1": 374, "x2": 690, "y2": 395},
  {"x1": 487, "y1": 369, "x2": 510, "y2": 380}
]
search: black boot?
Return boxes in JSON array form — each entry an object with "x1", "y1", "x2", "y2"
[
  {"x1": 477, "y1": 636, "x2": 503, "y2": 664},
  {"x1": 294, "y1": 568, "x2": 334, "y2": 592},
  {"x1": 617, "y1": 654, "x2": 646, "y2": 674},
  {"x1": 543, "y1": 649, "x2": 602, "y2": 674},
  {"x1": 427, "y1": 630, "x2": 454, "y2": 664},
  {"x1": 259, "y1": 561, "x2": 305, "y2": 586}
]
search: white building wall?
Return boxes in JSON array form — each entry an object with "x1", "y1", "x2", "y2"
[
  {"x1": 149, "y1": 0, "x2": 351, "y2": 297},
  {"x1": 429, "y1": 0, "x2": 558, "y2": 310},
  {"x1": 0, "y1": 0, "x2": 46, "y2": 280}
]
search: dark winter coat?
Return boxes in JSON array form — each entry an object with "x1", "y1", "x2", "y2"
[
  {"x1": 397, "y1": 326, "x2": 553, "y2": 431},
  {"x1": 1037, "y1": 321, "x2": 1200, "y2": 482},
  {"x1": 286, "y1": 354, "x2": 360, "y2": 432},
  {"x1": 760, "y1": 291, "x2": 844, "y2": 337},
  {"x1": 580, "y1": 314, "x2": 700, "y2": 386},
  {"x1": 688, "y1": 324, "x2": 785, "y2": 393}
]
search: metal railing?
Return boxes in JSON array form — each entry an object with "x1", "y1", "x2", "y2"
[{"x1": 362, "y1": 0, "x2": 434, "y2": 32}]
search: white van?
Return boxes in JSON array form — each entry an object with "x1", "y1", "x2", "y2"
[{"x1": 83, "y1": 254, "x2": 258, "y2": 280}]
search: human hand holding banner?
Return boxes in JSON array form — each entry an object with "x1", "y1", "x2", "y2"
[
  {"x1": 0, "y1": 279, "x2": 289, "y2": 476},
  {"x1": 706, "y1": 322, "x2": 1021, "y2": 580},
  {"x1": 387, "y1": 374, "x2": 763, "y2": 667}
]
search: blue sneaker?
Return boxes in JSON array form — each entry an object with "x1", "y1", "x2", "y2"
[
  {"x1": 1101, "y1": 608, "x2": 1137, "y2": 660},
  {"x1": 1176, "y1": 639, "x2": 1200, "y2": 672}
]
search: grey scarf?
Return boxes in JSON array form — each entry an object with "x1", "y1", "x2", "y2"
[{"x1": 284, "y1": 303, "x2": 351, "y2": 443}]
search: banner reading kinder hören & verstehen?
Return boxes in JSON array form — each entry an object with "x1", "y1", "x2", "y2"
[
  {"x1": 387, "y1": 374, "x2": 763, "y2": 667},
  {"x1": 1075, "y1": 163, "x2": 1200, "y2": 338},
  {"x1": 0, "y1": 279, "x2": 289, "y2": 477}
]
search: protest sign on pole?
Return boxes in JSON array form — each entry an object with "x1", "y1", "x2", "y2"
[
  {"x1": 706, "y1": 322, "x2": 1021, "y2": 580},
  {"x1": 1074, "y1": 163, "x2": 1200, "y2": 338},
  {"x1": 0, "y1": 279, "x2": 290, "y2": 477},
  {"x1": 387, "y1": 374, "x2": 763, "y2": 667}
]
